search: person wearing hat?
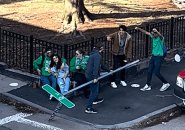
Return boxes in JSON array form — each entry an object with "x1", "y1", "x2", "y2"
[{"x1": 33, "y1": 47, "x2": 57, "y2": 100}]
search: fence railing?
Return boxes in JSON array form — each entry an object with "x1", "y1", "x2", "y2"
[{"x1": 0, "y1": 16, "x2": 184, "y2": 73}]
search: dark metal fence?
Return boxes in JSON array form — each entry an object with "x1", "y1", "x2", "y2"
[{"x1": 0, "y1": 16, "x2": 184, "y2": 73}]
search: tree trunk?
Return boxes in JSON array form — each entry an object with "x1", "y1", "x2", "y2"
[{"x1": 62, "y1": 0, "x2": 93, "y2": 32}]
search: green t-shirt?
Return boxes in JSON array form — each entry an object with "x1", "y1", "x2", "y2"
[{"x1": 150, "y1": 35, "x2": 164, "y2": 56}]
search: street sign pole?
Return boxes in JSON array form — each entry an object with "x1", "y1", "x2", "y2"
[{"x1": 49, "y1": 103, "x2": 63, "y2": 121}]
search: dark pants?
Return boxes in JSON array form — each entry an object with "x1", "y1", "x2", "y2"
[
  {"x1": 146, "y1": 56, "x2": 168, "y2": 85},
  {"x1": 86, "y1": 77, "x2": 99, "y2": 109},
  {"x1": 112, "y1": 54, "x2": 126, "y2": 83},
  {"x1": 74, "y1": 72, "x2": 90, "y2": 98}
]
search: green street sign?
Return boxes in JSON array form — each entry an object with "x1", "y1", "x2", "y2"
[{"x1": 42, "y1": 84, "x2": 75, "y2": 109}]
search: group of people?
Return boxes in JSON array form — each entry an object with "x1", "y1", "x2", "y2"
[
  {"x1": 33, "y1": 42, "x2": 107, "y2": 114},
  {"x1": 33, "y1": 24, "x2": 170, "y2": 114}
]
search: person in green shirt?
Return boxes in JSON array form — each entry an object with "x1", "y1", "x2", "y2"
[
  {"x1": 135, "y1": 27, "x2": 170, "y2": 92},
  {"x1": 33, "y1": 47, "x2": 57, "y2": 99},
  {"x1": 70, "y1": 48, "x2": 89, "y2": 98}
]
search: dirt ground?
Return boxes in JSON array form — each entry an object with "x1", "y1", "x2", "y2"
[{"x1": 0, "y1": 0, "x2": 185, "y2": 44}]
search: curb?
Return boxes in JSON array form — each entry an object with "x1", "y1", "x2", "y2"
[{"x1": 0, "y1": 91, "x2": 183, "y2": 130}]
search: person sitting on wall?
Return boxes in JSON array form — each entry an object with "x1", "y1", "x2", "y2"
[
  {"x1": 50, "y1": 54, "x2": 70, "y2": 96},
  {"x1": 33, "y1": 47, "x2": 57, "y2": 100},
  {"x1": 70, "y1": 48, "x2": 90, "y2": 98}
]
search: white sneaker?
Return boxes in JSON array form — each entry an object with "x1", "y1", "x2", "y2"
[
  {"x1": 49, "y1": 95, "x2": 53, "y2": 100},
  {"x1": 160, "y1": 83, "x2": 170, "y2": 91},
  {"x1": 111, "y1": 82, "x2": 118, "y2": 88},
  {"x1": 120, "y1": 81, "x2": 127, "y2": 87},
  {"x1": 140, "y1": 84, "x2": 151, "y2": 91}
]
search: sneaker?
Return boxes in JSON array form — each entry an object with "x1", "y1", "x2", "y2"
[
  {"x1": 49, "y1": 95, "x2": 53, "y2": 100},
  {"x1": 85, "y1": 108, "x2": 97, "y2": 114},
  {"x1": 120, "y1": 81, "x2": 127, "y2": 87},
  {"x1": 93, "y1": 98, "x2": 104, "y2": 105},
  {"x1": 140, "y1": 84, "x2": 151, "y2": 91},
  {"x1": 160, "y1": 83, "x2": 170, "y2": 91},
  {"x1": 111, "y1": 82, "x2": 118, "y2": 88}
]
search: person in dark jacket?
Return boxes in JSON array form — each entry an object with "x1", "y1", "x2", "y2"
[{"x1": 85, "y1": 42, "x2": 105, "y2": 114}]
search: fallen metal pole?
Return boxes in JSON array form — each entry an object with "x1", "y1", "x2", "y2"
[
  {"x1": 49, "y1": 59, "x2": 139, "y2": 121},
  {"x1": 64, "y1": 59, "x2": 139, "y2": 96}
]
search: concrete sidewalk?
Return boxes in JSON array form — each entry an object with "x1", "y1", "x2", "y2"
[{"x1": 0, "y1": 59, "x2": 184, "y2": 129}]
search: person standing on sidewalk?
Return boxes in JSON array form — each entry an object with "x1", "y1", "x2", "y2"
[
  {"x1": 107, "y1": 25, "x2": 132, "y2": 88},
  {"x1": 135, "y1": 27, "x2": 170, "y2": 91},
  {"x1": 85, "y1": 42, "x2": 105, "y2": 114},
  {"x1": 33, "y1": 47, "x2": 57, "y2": 99}
]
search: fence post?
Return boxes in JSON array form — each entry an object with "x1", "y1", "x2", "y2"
[
  {"x1": 145, "y1": 24, "x2": 149, "y2": 58},
  {"x1": 170, "y1": 17, "x2": 174, "y2": 49},
  {"x1": 29, "y1": 35, "x2": 33, "y2": 73},
  {"x1": 91, "y1": 37, "x2": 95, "y2": 50},
  {"x1": 64, "y1": 44, "x2": 68, "y2": 62}
]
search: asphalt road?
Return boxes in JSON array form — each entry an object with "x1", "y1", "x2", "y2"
[{"x1": 0, "y1": 102, "x2": 96, "y2": 130}]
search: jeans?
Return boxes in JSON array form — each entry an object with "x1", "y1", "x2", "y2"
[
  {"x1": 146, "y1": 56, "x2": 168, "y2": 85},
  {"x1": 112, "y1": 54, "x2": 126, "y2": 83},
  {"x1": 40, "y1": 74, "x2": 57, "y2": 89},
  {"x1": 86, "y1": 77, "x2": 99, "y2": 109},
  {"x1": 57, "y1": 77, "x2": 70, "y2": 94}
]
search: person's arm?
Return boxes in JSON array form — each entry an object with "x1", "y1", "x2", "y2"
[
  {"x1": 125, "y1": 37, "x2": 132, "y2": 60},
  {"x1": 135, "y1": 27, "x2": 151, "y2": 36},
  {"x1": 107, "y1": 32, "x2": 116, "y2": 41},
  {"x1": 69, "y1": 57, "x2": 76, "y2": 72},
  {"x1": 60, "y1": 62, "x2": 65, "y2": 70},
  {"x1": 63, "y1": 63, "x2": 70, "y2": 78},
  {"x1": 152, "y1": 28, "x2": 164, "y2": 40},
  {"x1": 33, "y1": 55, "x2": 42, "y2": 75},
  {"x1": 92, "y1": 54, "x2": 101, "y2": 82}
]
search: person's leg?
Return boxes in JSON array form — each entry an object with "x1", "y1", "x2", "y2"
[
  {"x1": 63, "y1": 77, "x2": 70, "y2": 93},
  {"x1": 111, "y1": 55, "x2": 120, "y2": 83},
  {"x1": 40, "y1": 75, "x2": 50, "y2": 86},
  {"x1": 140, "y1": 57, "x2": 155, "y2": 91},
  {"x1": 41, "y1": 75, "x2": 54, "y2": 100},
  {"x1": 74, "y1": 73, "x2": 84, "y2": 86},
  {"x1": 119, "y1": 55, "x2": 127, "y2": 86},
  {"x1": 154, "y1": 56, "x2": 170, "y2": 91},
  {"x1": 154, "y1": 56, "x2": 168, "y2": 83},
  {"x1": 146, "y1": 57, "x2": 155, "y2": 86},
  {"x1": 86, "y1": 82, "x2": 99, "y2": 109},
  {"x1": 74, "y1": 73, "x2": 89, "y2": 97},
  {"x1": 111, "y1": 55, "x2": 120, "y2": 88},
  {"x1": 57, "y1": 78, "x2": 65, "y2": 94},
  {"x1": 49, "y1": 74, "x2": 57, "y2": 90}
]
